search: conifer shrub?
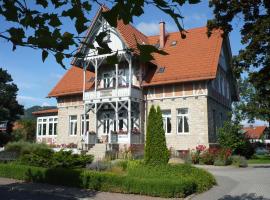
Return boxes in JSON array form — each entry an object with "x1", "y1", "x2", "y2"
[{"x1": 144, "y1": 105, "x2": 169, "y2": 165}]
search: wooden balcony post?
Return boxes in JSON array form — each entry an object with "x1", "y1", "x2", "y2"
[
  {"x1": 128, "y1": 99, "x2": 131, "y2": 144},
  {"x1": 115, "y1": 63, "x2": 118, "y2": 95}
]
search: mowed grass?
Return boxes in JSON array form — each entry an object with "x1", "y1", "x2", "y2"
[{"x1": 248, "y1": 155, "x2": 270, "y2": 164}]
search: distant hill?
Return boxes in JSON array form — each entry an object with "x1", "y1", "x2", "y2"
[{"x1": 22, "y1": 106, "x2": 57, "y2": 120}]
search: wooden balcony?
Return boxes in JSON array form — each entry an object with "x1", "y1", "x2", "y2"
[{"x1": 84, "y1": 86, "x2": 142, "y2": 102}]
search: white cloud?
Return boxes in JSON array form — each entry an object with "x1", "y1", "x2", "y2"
[
  {"x1": 17, "y1": 95, "x2": 41, "y2": 102},
  {"x1": 50, "y1": 73, "x2": 63, "y2": 80},
  {"x1": 136, "y1": 21, "x2": 178, "y2": 36},
  {"x1": 41, "y1": 102, "x2": 51, "y2": 107},
  {"x1": 183, "y1": 13, "x2": 208, "y2": 28}
]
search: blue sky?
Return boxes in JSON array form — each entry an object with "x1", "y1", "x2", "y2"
[{"x1": 0, "y1": 1, "x2": 243, "y2": 108}]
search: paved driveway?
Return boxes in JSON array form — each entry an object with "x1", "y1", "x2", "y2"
[
  {"x1": 0, "y1": 165, "x2": 270, "y2": 200},
  {"x1": 192, "y1": 165, "x2": 270, "y2": 200}
]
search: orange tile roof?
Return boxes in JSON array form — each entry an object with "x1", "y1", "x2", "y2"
[
  {"x1": 32, "y1": 108, "x2": 58, "y2": 116},
  {"x1": 48, "y1": 66, "x2": 94, "y2": 97},
  {"x1": 48, "y1": 8, "x2": 224, "y2": 97},
  {"x1": 143, "y1": 27, "x2": 223, "y2": 86},
  {"x1": 243, "y1": 126, "x2": 267, "y2": 139}
]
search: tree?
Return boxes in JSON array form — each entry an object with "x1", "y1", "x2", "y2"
[
  {"x1": 11, "y1": 119, "x2": 36, "y2": 142},
  {"x1": 145, "y1": 105, "x2": 169, "y2": 165},
  {"x1": 0, "y1": 68, "x2": 24, "y2": 123},
  {"x1": 208, "y1": 0, "x2": 270, "y2": 125},
  {"x1": 218, "y1": 118, "x2": 254, "y2": 159},
  {"x1": 233, "y1": 76, "x2": 270, "y2": 126},
  {"x1": 0, "y1": 0, "x2": 200, "y2": 67}
]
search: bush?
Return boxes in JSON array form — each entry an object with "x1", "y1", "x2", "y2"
[
  {"x1": 199, "y1": 149, "x2": 217, "y2": 165},
  {"x1": 218, "y1": 120, "x2": 254, "y2": 159},
  {"x1": 0, "y1": 162, "x2": 216, "y2": 198},
  {"x1": 231, "y1": 155, "x2": 248, "y2": 168},
  {"x1": 20, "y1": 149, "x2": 93, "y2": 169},
  {"x1": 145, "y1": 106, "x2": 169, "y2": 165},
  {"x1": 5, "y1": 141, "x2": 50, "y2": 156}
]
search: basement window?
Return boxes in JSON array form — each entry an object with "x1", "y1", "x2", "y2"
[{"x1": 157, "y1": 67, "x2": 165, "y2": 73}]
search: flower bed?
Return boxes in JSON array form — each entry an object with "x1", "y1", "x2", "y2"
[
  {"x1": 0, "y1": 161, "x2": 216, "y2": 198},
  {"x1": 188, "y1": 145, "x2": 233, "y2": 166}
]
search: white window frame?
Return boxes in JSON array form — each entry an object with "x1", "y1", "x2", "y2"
[
  {"x1": 81, "y1": 114, "x2": 89, "y2": 135},
  {"x1": 177, "y1": 108, "x2": 189, "y2": 134},
  {"x1": 37, "y1": 116, "x2": 58, "y2": 137},
  {"x1": 162, "y1": 110, "x2": 171, "y2": 134},
  {"x1": 69, "y1": 115, "x2": 77, "y2": 136}
]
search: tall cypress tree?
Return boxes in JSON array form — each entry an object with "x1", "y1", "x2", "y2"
[
  {"x1": 156, "y1": 106, "x2": 169, "y2": 164},
  {"x1": 144, "y1": 105, "x2": 156, "y2": 164},
  {"x1": 145, "y1": 105, "x2": 169, "y2": 165}
]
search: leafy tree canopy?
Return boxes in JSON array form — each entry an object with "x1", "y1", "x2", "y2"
[
  {"x1": 0, "y1": 0, "x2": 200, "y2": 68},
  {"x1": 208, "y1": 0, "x2": 270, "y2": 124},
  {"x1": 0, "y1": 68, "x2": 24, "y2": 122}
]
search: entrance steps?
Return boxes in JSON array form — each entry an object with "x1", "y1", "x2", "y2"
[{"x1": 87, "y1": 144, "x2": 109, "y2": 160}]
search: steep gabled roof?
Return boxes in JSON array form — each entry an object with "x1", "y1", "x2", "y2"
[
  {"x1": 72, "y1": 6, "x2": 148, "y2": 68},
  {"x1": 48, "y1": 66, "x2": 94, "y2": 97},
  {"x1": 48, "y1": 7, "x2": 226, "y2": 97},
  {"x1": 143, "y1": 27, "x2": 223, "y2": 86},
  {"x1": 243, "y1": 126, "x2": 267, "y2": 139}
]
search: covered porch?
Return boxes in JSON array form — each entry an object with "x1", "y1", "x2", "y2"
[{"x1": 82, "y1": 100, "x2": 144, "y2": 147}]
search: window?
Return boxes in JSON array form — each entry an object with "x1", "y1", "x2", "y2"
[
  {"x1": 42, "y1": 119, "x2": 47, "y2": 135},
  {"x1": 54, "y1": 118, "x2": 58, "y2": 135},
  {"x1": 81, "y1": 115, "x2": 89, "y2": 135},
  {"x1": 177, "y1": 108, "x2": 189, "y2": 134},
  {"x1": 49, "y1": 118, "x2": 53, "y2": 135},
  {"x1": 162, "y1": 110, "x2": 171, "y2": 133},
  {"x1": 37, "y1": 117, "x2": 57, "y2": 137},
  {"x1": 213, "y1": 110, "x2": 217, "y2": 137},
  {"x1": 38, "y1": 124, "x2": 42, "y2": 136},
  {"x1": 103, "y1": 73, "x2": 111, "y2": 88},
  {"x1": 69, "y1": 115, "x2": 77, "y2": 135},
  {"x1": 220, "y1": 112, "x2": 223, "y2": 128}
]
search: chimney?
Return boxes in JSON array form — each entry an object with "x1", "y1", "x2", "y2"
[{"x1": 159, "y1": 21, "x2": 165, "y2": 48}]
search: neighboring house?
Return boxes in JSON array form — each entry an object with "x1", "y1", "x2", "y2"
[
  {"x1": 0, "y1": 121, "x2": 9, "y2": 133},
  {"x1": 34, "y1": 6, "x2": 238, "y2": 156},
  {"x1": 243, "y1": 125, "x2": 269, "y2": 143}
]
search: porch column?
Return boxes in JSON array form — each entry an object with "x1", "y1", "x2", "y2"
[
  {"x1": 128, "y1": 99, "x2": 131, "y2": 144},
  {"x1": 116, "y1": 101, "x2": 119, "y2": 131},
  {"x1": 95, "y1": 103, "x2": 98, "y2": 140},
  {"x1": 128, "y1": 57, "x2": 132, "y2": 96},
  {"x1": 83, "y1": 63, "x2": 87, "y2": 147},
  {"x1": 94, "y1": 59, "x2": 98, "y2": 98},
  {"x1": 115, "y1": 64, "x2": 119, "y2": 95}
]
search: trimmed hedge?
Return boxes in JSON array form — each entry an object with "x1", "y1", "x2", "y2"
[{"x1": 0, "y1": 162, "x2": 216, "y2": 197}]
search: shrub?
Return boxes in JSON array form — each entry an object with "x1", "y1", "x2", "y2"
[
  {"x1": 20, "y1": 148, "x2": 55, "y2": 168},
  {"x1": 231, "y1": 155, "x2": 248, "y2": 168},
  {"x1": 145, "y1": 105, "x2": 169, "y2": 165},
  {"x1": 20, "y1": 149, "x2": 93, "y2": 169},
  {"x1": 199, "y1": 148, "x2": 217, "y2": 165},
  {"x1": 86, "y1": 160, "x2": 112, "y2": 171},
  {"x1": 5, "y1": 141, "x2": 50, "y2": 156},
  {"x1": 190, "y1": 150, "x2": 200, "y2": 164},
  {"x1": 218, "y1": 120, "x2": 254, "y2": 159},
  {"x1": 0, "y1": 162, "x2": 216, "y2": 198}
]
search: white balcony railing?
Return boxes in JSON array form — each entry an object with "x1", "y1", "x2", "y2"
[{"x1": 84, "y1": 87, "x2": 142, "y2": 101}]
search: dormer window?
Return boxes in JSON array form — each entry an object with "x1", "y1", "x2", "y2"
[
  {"x1": 171, "y1": 41, "x2": 177, "y2": 46},
  {"x1": 157, "y1": 66, "x2": 165, "y2": 73}
]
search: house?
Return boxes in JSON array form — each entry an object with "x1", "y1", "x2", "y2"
[
  {"x1": 243, "y1": 125, "x2": 269, "y2": 143},
  {"x1": 34, "y1": 6, "x2": 238, "y2": 157}
]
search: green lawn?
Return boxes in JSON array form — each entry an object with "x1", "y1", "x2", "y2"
[
  {"x1": 0, "y1": 161, "x2": 216, "y2": 198},
  {"x1": 248, "y1": 155, "x2": 270, "y2": 164}
]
